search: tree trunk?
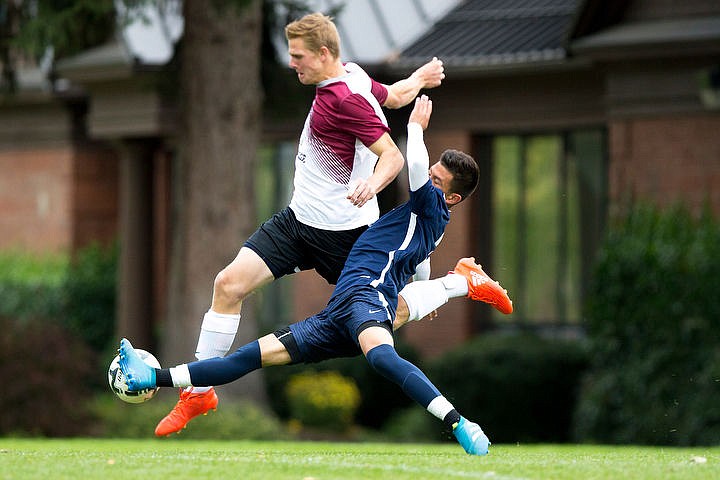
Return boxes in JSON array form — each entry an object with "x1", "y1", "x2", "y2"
[{"x1": 163, "y1": 0, "x2": 264, "y2": 402}]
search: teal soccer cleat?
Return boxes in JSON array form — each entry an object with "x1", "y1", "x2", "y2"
[
  {"x1": 453, "y1": 416, "x2": 491, "y2": 455},
  {"x1": 119, "y1": 338, "x2": 157, "y2": 391}
]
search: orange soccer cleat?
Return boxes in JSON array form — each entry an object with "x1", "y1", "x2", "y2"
[
  {"x1": 154, "y1": 387, "x2": 219, "y2": 436},
  {"x1": 451, "y1": 257, "x2": 513, "y2": 314}
]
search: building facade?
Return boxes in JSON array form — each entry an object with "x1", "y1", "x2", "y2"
[{"x1": 1, "y1": 0, "x2": 719, "y2": 357}]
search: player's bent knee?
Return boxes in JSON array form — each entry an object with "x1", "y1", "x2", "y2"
[
  {"x1": 366, "y1": 344, "x2": 406, "y2": 378},
  {"x1": 214, "y1": 249, "x2": 274, "y2": 304},
  {"x1": 214, "y1": 268, "x2": 251, "y2": 303}
]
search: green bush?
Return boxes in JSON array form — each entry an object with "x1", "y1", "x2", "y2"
[
  {"x1": 574, "y1": 205, "x2": 720, "y2": 446},
  {"x1": 426, "y1": 332, "x2": 589, "y2": 444},
  {"x1": 285, "y1": 370, "x2": 361, "y2": 431},
  {"x1": 0, "y1": 244, "x2": 117, "y2": 355},
  {"x1": 382, "y1": 405, "x2": 445, "y2": 443},
  {"x1": 0, "y1": 316, "x2": 96, "y2": 436},
  {"x1": 264, "y1": 341, "x2": 420, "y2": 429},
  {"x1": 0, "y1": 245, "x2": 118, "y2": 436},
  {"x1": 0, "y1": 251, "x2": 67, "y2": 321},
  {"x1": 64, "y1": 242, "x2": 118, "y2": 353},
  {"x1": 90, "y1": 392, "x2": 289, "y2": 440}
]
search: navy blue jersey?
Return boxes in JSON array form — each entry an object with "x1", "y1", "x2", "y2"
[{"x1": 332, "y1": 179, "x2": 450, "y2": 313}]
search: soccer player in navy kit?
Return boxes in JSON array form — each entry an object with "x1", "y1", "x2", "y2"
[
  {"x1": 120, "y1": 95, "x2": 505, "y2": 455},
  {"x1": 155, "y1": 13, "x2": 448, "y2": 435}
]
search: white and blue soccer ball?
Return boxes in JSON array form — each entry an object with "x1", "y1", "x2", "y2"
[{"x1": 108, "y1": 348, "x2": 161, "y2": 404}]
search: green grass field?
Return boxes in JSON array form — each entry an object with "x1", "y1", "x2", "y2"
[{"x1": 1, "y1": 439, "x2": 717, "y2": 480}]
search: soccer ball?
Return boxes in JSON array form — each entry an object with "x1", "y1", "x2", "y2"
[{"x1": 108, "y1": 348, "x2": 161, "y2": 404}]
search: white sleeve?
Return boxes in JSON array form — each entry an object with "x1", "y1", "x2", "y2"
[
  {"x1": 412, "y1": 257, "x2": 431, "y2": 282},
  {"x1": 406, "y1": 122, "x2": 430, "y2": 192}
]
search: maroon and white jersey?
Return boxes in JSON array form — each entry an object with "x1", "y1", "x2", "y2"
[{"x1": 289, "y1": 62, "x2": 390, "y2": 231}]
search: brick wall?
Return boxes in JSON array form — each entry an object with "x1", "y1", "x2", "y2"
[
  {"x1": 0, "y1": 147, "x2": 74, "y2": 252},
  {"x1": 0, "y1": 143, "x2": 119, "y2": 254},
  {"x1": 609, "y1": 113, "x2": 720, "y2": 217}
]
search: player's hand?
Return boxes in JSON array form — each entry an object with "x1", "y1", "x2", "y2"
[
  {"x1": 409, "y1": 95, "x2": 432, "y2": 130},
  {"x1": 412, "y1": 57, "x2": 445, "y2": 89},
  {"x1": 347, "y1": 178, "x2": 377, "y2": 207},
  {"x1": 424, "y1": 310, "x2": 439, "y2": 321}
]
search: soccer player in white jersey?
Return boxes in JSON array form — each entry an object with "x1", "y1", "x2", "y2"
[
  {"x1": 153, "y1": 12, "x2": 450, "y2": 436},
  {"x1": 120, "y1": 95, "x2": 513, "y2": 455}
]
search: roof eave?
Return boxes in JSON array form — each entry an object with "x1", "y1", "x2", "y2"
[
  {"x1": 384, "y1": 48, "x2": 595, "y2": 78},
  {"x1": 55, "y1": 37, "x2": 166, "y2": 84},
  {"x1": 385, "y1": 54, "x2": 592, "y2": 78},
  {"x1": 570, "y1": 17, "x2": 720, "y2": 60}
]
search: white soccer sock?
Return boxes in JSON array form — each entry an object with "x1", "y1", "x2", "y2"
[
  {"x1": 170, "y1": 364, "x2": 192, "y2": 388},
  {"x1": 399, "y1": 274, "x2": 468, "y2": 321},
  {"x1": 427, "y1": 395, "x2": 455, "y2": 421},
  {"x1": 188, "y1": 309, "x2": 241, "y2": 393},
  {"x1": 441, "y1": 273, "x2": 470, "y2": 298},
  {"x1": 195, "y1": 309, "x2": 241, "y2": 360}
]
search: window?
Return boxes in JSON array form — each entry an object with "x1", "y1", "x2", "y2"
[{"x1": 489, "y1": 129, "x2": 606, "y2": 325}]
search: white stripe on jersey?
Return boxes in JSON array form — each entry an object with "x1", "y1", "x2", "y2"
[
  {"x1": 306, "y1": 122, "x2": 351, "y2": 184},
  {"x1": 371, "y1": 213, "x2": 418, "y2": 288}
]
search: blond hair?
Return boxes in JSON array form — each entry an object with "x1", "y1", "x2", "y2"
[{"x1": 285, "y1": 12, "x2": 341, "y2": 59}]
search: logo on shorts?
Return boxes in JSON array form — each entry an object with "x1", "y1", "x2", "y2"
[{"x1": 368, "y1": 308, "x2": 384, "y2": 314}]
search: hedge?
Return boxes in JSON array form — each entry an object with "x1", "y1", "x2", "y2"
[
  {"x1": 426, "y1": 332, "x2": 589, "y2": 444},
  {"x1": 574, "y1": 204, "x2": 720, "y2": 445}
]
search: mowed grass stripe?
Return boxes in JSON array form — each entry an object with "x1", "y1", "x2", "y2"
[{"x1": 0, "y1": 439, "x2": 717, "y2": 480}]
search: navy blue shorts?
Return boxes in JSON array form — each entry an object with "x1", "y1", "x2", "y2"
[
  {"x1": 244, "y1": 207, "x2": 367, "y2": 285},
  {"x1": 283, "y1": 288, "x2": 393, "y2": 364}
]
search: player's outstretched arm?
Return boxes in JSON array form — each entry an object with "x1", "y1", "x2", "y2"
[
  {"x1": 384, "y1": 57, "x2": 444, "y2": 109},
  {"x1": 407, "y1": 95, "x2": 433, "y2": 192}
]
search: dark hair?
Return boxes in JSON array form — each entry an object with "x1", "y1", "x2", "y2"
[{"x1": 440, "y1": 149, "x2": 479, "y2": 203}]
